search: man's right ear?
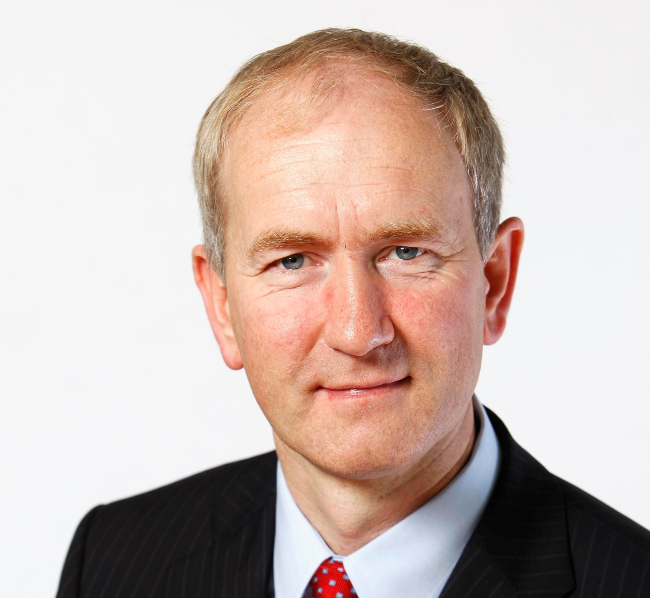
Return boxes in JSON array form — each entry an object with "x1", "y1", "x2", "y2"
[{"x1": 191, "y1": 245, "x2": 244, "y2": 370}]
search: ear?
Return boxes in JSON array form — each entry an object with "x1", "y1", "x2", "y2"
[
  {"x1": 192, "y1": 245, "x2": 244, "y2": 370},
  {"x1": 483, "y1": 217, "x2": 525, "y2": 345}
]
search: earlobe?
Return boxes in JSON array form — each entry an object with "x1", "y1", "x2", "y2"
[
  {"x1": 483, "y1": 217, "x2": 525, "y2": 345},
  {"x1": 191, "y1": 245, "x2": 244, "y2": 370}
]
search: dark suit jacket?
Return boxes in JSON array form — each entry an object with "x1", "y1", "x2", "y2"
[{"x1": 56, "y1": 410, "x2": 650, "y2": 597}]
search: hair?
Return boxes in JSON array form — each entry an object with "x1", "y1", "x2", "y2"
[{"x1": 194, "y1": 28, "x2": 504, "y2": 277}]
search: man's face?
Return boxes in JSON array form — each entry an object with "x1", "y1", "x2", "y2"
[{"x1": 219, "y1": 75, "x2": 487, "y2": 478}]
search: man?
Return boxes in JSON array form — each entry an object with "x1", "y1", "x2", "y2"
[{"x1": 56, "y1": 28, "x2": 650, "y2": 598}]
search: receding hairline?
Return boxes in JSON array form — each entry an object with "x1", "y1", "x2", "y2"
[{"x1": 229, "y1": 60, "x2": 450, "y2": 137}]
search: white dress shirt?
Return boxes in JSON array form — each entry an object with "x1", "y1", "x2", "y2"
[{"x1": 273, "y1": 397, "x2": 500, "y2": 598}]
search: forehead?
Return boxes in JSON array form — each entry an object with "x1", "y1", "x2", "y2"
[
  {"x1": 220, "y1": 71, "x2": 472, "y2": 253},
  {"x1": 229, "y1": 69, "x2": 458, "y2": 160}
]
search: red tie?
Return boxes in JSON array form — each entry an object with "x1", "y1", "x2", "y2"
[{"x1": 309, "y1": 557, "x2": 357, "y2": 597}]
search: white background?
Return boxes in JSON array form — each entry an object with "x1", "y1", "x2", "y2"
[{"x1": 2, "y1": 1, "x2": 649, "y2": 595}]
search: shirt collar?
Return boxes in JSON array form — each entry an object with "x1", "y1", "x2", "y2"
[{"x1": 273, "y1": 397, "x2": 500, "y2": 598}]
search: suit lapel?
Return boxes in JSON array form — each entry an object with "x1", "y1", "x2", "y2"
[
  {"x1": 440, "y1": 409, "x2": 575, "y2": 598},
  {"x1": 166, "y1": 452, "x2": 277, "y2": 598},
  {"x1": 439, "y1": 534, "x2": 517, "y2": 598}
]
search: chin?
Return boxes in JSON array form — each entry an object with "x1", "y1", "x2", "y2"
[{"x1": 294, "y1": 423, "x2": 436, "y2": 480}]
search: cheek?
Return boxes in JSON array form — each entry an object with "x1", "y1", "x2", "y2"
[
  {"x1": 388, "y1": 272, "x2": 485, "y2": 370},
  {"x1": 234, "y1": 289, "x2": 324, "y2": 383}
]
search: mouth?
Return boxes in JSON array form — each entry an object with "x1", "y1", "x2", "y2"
[{"x1": 316, "y1": 376, "x2": 411, "y2": 400}]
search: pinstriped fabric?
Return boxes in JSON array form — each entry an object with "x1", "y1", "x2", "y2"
[
  {"x1": 56, "y1": 506, "x2": 102, "y2": 597},
  {"x1": 56, "y1": 453, "x2": 277, "y2": 598},
  {"x1": 438, "y1": 535, "x2": 516, "y2": 598},
  {"x1": 56, "y1": 408, "x2": 650, "y2": 598},
  {"x1": 562, "y1": 485, "x2": 650, "y2": 597},
  {"x1": 164, "y1": 459, "x2": 276, "y2": 598},
  {"x1": 439, "y1": 409, "x2": 650, "y2": 598}
]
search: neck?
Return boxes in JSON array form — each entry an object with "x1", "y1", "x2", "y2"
[{"x1": 274, "y1": 399, "x2": 476, "y2": 556}]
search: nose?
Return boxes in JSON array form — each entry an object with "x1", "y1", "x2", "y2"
[{"x1": 323, "y1": 262, "x2": 394, "y2": 356}]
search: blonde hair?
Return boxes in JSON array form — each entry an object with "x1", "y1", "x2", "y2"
[{"x1": 194, "y1": 28, "x2": 504, "y2": 276}]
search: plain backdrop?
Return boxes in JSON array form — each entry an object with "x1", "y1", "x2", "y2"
[{"x1": 2, "y1": 1, "x2": 649, "y2": 595}]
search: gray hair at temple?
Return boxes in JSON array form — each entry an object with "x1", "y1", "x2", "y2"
[{"x1": 193, "y1": 28, "x2": 505, "y2": 277}]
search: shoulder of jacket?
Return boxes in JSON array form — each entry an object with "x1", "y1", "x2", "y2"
[
  {"x1": 91, "y1": 451, "x2": 277, "y2": 526},
  {"x1": 555, "y1": 476, "x2": 650, "y2": 553}
]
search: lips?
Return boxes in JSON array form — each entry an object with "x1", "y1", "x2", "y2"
[
  {"x1": 320, "y1": 376, "x2": 408, "y2": 391},
  {"x1": 316, "y1": 376, "x2": 410, "y2": 399}
]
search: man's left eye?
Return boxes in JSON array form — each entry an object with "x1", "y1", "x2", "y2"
[{"x1": 387, "y1": 246, "x2": 424, "y2": 260}]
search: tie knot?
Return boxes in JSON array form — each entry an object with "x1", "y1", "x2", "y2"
[{"x1": 310, "y1": 557, "x2": 357, "y2": 598}]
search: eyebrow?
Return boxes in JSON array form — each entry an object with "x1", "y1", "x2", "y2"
[
  {"x1": 360, "y1": 217, "x2": 447, "y2": 244},
  {"x1": 247, "y1": 229, "x2": 327, "y2": 260},
  {"x1": 246, "y1": 217, "x2": 448, "y2": 261}
]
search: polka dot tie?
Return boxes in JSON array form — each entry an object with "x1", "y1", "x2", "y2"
[{"x1": 309, "y1": 557, "x2": 357, "y2": 597}]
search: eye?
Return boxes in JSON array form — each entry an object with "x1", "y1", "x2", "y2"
[
  {"x1": 279, "y1": 253, "x2": 304, "y2": 270},
  {"x1": 388, "y1": 246, "x2": 424, "y2": 261}
]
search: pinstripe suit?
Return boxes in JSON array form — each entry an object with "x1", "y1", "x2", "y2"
[{"x1": 56, "y1": 410, "x2": 650, "y2": 597}]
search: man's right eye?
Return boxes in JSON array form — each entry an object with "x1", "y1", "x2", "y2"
[{"x1": 279, "y1": 254, "x2": 304, "y2": 270}]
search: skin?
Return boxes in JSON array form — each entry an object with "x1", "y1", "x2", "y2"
[{"x1": 193, "y1": 72, "x2": 524, "y2": 555}]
